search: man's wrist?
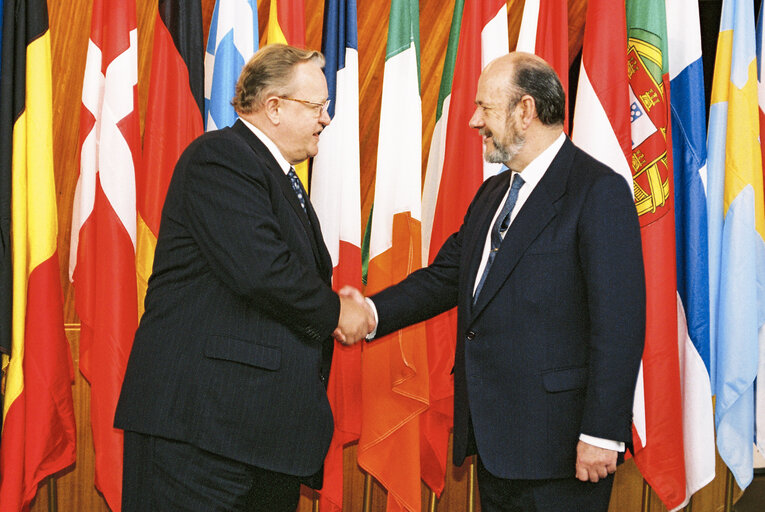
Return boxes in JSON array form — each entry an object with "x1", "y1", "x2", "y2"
[
  {"x1": 579, "y1": 434, "x2": 624, "y2": 452},
  {"x1": 365, "y1": 297, "x2": 378, "y2": 340}
]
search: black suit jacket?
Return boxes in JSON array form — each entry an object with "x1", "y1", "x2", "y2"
[
  {"x1": 115, "y1": 120, "x2": 339, "y2": 478},
  {"x1": 372, "y1": 138, "x2": 646, "y2": 480}
]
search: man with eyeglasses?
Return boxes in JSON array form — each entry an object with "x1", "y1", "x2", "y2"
[{"x1": 115, "y1": 44, "x2": 372, "y2": 512}]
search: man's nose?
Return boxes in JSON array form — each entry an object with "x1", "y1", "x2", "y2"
[
  {"x1": 319, "y1": 108, "x2": 331, "y2": 126},
  {"x1": 468, "y1": 107, "x2": 482, "y2": 129}
]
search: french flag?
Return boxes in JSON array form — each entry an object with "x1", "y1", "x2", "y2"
[{"x1": 311, "y1": 1, "x2": 362, "y2": 510}]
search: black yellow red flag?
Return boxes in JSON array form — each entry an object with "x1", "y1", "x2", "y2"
[
  {"x1": 137, "y1": 0, "x2": 204, "y2": 316},
  {"x1": 0, "y1": 0, "x2": 76, "y2": 510}
]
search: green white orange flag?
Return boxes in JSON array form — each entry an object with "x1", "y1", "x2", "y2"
[
  {"x1": 0, "y1": 0, "x2": 76, "y2": 510},
  {"x1": 266, "y1": 0, "x2": 310, "y2": 186},
  {"x1": 137, "y1": 0, "x2": 204, "y2": 317},
  {"x1": 419, "y1": 0, "x2": 507, "y2": 496},
  {"x1": 360, "y1": 0, "x2": 427, "y2": 510}
]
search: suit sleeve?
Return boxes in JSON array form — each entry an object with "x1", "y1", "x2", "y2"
[
  {"x1": 177, "y1": 136, "x2": 340, "y2": 342},
  {"x1": 372, "y1": 178, "x2": 496, "y2": 338},
  {"x1": 577, "y1": 171, "x2": 646, "y2": 443}
]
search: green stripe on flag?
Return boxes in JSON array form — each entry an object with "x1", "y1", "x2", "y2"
[
  {"x1": 386, "y1": 0, "x2": 420, "y2": 88},
  {"x1": 436, "y1": 0, "x2": 464, "y2": 120}
]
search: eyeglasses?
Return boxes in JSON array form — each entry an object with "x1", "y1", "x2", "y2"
[{"x1": 279, "y1": 96, "x2": 331, "y2": 116}]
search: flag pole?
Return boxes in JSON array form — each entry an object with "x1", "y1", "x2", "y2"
[
  {"x1": 467, "y1": 457, "x2": 476, "y2": 512},
  {"x1": 641, "y1": 479, "x2": 651, "y2": 511},
  {"x1": 362, "y1": 473, "x2": 372, "y2": 512},
  {"x1": 48, "y1": 476, "x2": 57, "y2": 512},
  {"x1": 428, "y1": 489, "x2": 437, "y2": 512},
  {"x1": 725, "y1": 470, "x2": 735, "y2": 510}
]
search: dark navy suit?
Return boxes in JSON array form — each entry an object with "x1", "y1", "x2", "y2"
[
  {"x1": 115, "y1": 120, "x2": 338, "y2": 488},
  {"x1": 371, "y1": 138, "x2": 645, "y2": 482}
]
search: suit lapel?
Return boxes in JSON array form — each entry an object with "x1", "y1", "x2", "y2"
[
  {"x1": 470, "y1": 138, "x2": 575, "y2": 319},
  {"x1": 461, "y1": 171, "x2": 512, "y2": 314},
  {"x1": 232, "y1": 121, "x2": 332, "y2": 277}
]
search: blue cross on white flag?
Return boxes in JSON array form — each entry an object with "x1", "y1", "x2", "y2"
[{"x1": 204, "y1": 0, "x2": 258, "y2": 131}]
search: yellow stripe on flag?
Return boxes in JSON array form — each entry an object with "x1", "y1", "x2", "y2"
[
  {"x1": 136, "y1": 214, "x2": 157, "y2": 318},
  {"x1": 4, "y1": 30, "x2": 58, "y2": 421}
]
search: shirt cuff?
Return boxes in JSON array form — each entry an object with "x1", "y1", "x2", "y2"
[
  {"x1": 365, "y1": 298, "x2": 379, "y2": 340},
  {"x1": 579, "y1": 434, "x2": 624, "y2": 452}
]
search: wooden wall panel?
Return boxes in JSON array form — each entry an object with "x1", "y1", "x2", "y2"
[{"x1": 28, "y1": 0, "x2": 733, "y2": 510}]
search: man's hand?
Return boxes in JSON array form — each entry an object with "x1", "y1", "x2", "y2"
[
  {"x1": 333, "y1": 287, "x2": 375, "y2": 345},
  {"x1": 575, "y1": 440, "x2": 617, "y2": 482}
]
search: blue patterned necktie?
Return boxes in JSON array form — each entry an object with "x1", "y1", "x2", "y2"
[
  {"x1": 473, "y1": 173, "x2": 525, "y2": 304},
  {"x1": 287, "y1": 167, "x2": 307, "y2": 213}
]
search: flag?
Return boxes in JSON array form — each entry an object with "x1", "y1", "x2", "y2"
[
  {"x1": 571, "y1": 0, "x2": 632, "y2": 185},
  {"x1": 0, "y1": 0, "x2": 9, "y2": 360},
  {"x1": 516, "y1": 0, "x2": 569, "y2": 131},
  {"x1": 138, "y1": 0, "x2": 204, "y2": 318},
  {"x1": 755, "y1": 0, "x2": 765, "y2": 462},
  {"x1": 708, "y1": 0, "x2": 765, "y2": 490},
  {"x1": 360, "y1": 0, "x2": 428, "y2": 510},
  {"x1": 419, "y1": 0, "x2": 506, "y2": 496},
  {"x1": 625, "y1": 2, "x2": 686, "y2": 508},
  {"x1": 0, "y1": 1, "x2": 76, "y2": 509},
  {"x1": 312, "y1": 0, "x2": 362, "y2": 510},
  {"x1": 667, "y1": 0, "x2": 715, "y2": 507},
  {"x1": 204, "y1": 0, "x2": 258, "y2": 131},
  {"x1": 573, "y1": 0, "x2": 688, "y2": 507},
  {"x1": 69, "y1": 0, "x2": 141, "y2": 508},
  {"x1": 266, "y1": 0, "x2": 310, "y2": 186}
]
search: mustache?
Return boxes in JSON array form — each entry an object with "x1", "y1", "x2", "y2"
[{"x1": 479, "y1": 129, "x2": 492, "y2": 138}]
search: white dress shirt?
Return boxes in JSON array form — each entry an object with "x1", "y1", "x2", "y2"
[{"x1": 239, "y1": 117, "x2": 292, "y2": 176}]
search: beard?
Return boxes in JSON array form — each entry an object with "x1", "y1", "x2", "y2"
[{"x1": 482, "y1": 119, "x2": 526, "y2": 164}]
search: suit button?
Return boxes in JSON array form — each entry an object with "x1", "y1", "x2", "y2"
[{"x1": 466, "y1": 331, "x2": 476, "y2": 341}]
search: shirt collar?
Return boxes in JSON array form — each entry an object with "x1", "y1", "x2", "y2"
[
  {"x1": 510, "y1": 132, "x2": 566, "y2": 188},
  {"x1": 239, "y1": 117, "x2": 292, "y2": 175}
]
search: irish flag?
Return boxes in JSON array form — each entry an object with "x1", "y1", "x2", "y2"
[{"x1": 359, "y1": 1, "x2": 428, "y2": 510}]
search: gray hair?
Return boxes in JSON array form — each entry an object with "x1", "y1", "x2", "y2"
[{"x1": 232, "y1": 44, "x2": 325, "y2": 114}]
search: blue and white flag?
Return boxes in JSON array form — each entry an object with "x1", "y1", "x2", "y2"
[
  {"x1": 666, "y1": 0, "x2": 716, "y2": 507},
  {"x1": 708, "y1": 0, "x2": 765, "y2": 490},
  {"x1": 204, "y1": 0, "x2": 258, "y2": 131}
]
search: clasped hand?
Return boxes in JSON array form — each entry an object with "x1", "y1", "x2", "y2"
[{"x1": 333, "y1": 286, "x2": 376, "y2": 345}]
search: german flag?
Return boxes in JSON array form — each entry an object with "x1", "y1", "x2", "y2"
[
  {"x1": 137, "y1": 0, "x2": 203, "y2": 317},
  {"x1": 0, "y1": 1, "x2": 76, "y2": 510}
]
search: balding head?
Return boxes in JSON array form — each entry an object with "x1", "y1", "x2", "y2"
[{"x1": 484, "y1": 52, "x2": 565, "y2": 127}]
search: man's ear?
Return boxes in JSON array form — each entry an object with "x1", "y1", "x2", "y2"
[
  {"x1": 516, "y1": 94, "x2": 537, "y2": 129},
  {"x1": 263, "y1": 97, "x2": 281, "y2": 125}
]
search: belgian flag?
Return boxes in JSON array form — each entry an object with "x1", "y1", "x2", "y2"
[
  {"x1": 137, "y1": 0, "x2": 204, "y2": 317},
  {"x1": 0, "y1": 0, "x2": 76, "y2": 510}
]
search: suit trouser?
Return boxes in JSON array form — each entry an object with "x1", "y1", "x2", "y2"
[
  {"x1": 122, "y1": 431, "x2": 301, "y2": 512},
  {"x1": 476, "y1": 456, "x2": 614, "y2": 512}
]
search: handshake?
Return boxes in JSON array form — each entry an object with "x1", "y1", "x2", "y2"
[{"x1": 333, "y1": 286, "x2": 377, "y2": 345}]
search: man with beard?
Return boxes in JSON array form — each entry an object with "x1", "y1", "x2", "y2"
[
  {"x1": 345, "y1": 52, "x2": 646, "y2": 511},
  {"x1": 115, "y1": 45, "x2": 372, "y2": 512}
]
